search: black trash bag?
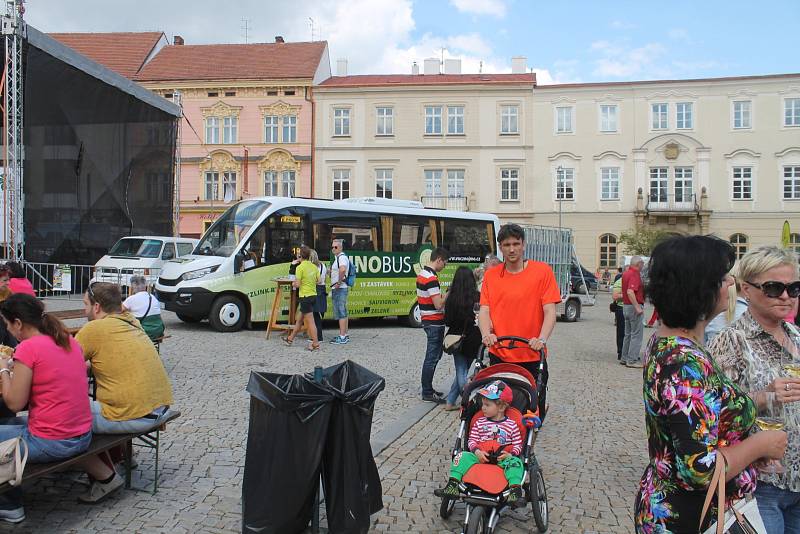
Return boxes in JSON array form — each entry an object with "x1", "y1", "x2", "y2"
[
  {"x1": 319, "y1": 360, "x2": 386, "y2": 534},
  {"x1": 242, "y1": 371, "x2": 333, "y2": 534}
]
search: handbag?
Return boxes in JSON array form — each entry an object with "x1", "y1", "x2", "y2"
[
  {"x1": 699, "y1": 450, "x2": 766, "y2": 534},
  {"x1": 443, "y1": 315, "x2": 470, "y2": 355},
  {"x1": 0, "y1": 436, "x2": 28, "y2": 486}
]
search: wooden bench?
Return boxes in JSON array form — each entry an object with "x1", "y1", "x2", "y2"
[
  {"x1": 0, "y1": 410, "x2": 181, "y2": 495},
  {"x1": 49, "y1": 309, "x2": 87, "y2": 321}
]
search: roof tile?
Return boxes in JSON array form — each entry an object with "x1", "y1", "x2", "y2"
[
  {"x1": 319, "y1": 73, "x2": 535, "y2": 88},
  {"x1": 49, "y1": 32, "x2": 165, "y2": 79}
]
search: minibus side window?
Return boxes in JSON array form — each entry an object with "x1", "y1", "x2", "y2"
[
  {"x1": 391, "y1": 215, "x2": 434, "y2": 252},
  {"x1": 311, "y1": 209, "x2": 381, "y2": 257},
  {"x1": 266, "y1": 208, "x2": 308, "y2": 265},
  {"x1": 440, "y1": 218, "x2": 494, "y2": 259},
  {"x1": 161, "y1": 243, "x2": 176, "y2": 260},
  {"x1": 241, "y1": 224, "x2": 268, "y2": 270}
]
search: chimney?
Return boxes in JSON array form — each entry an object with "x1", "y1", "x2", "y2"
[
  {"x1": 275, "y1": 36, "x2": 285, "y2": 43},
  {"x1": 336, "y1": 58, "x2": 348, "y2": 76},
  {"x1": 423, "y1": 58, "x2": 440, "y2": 75},
  {"x1": 443, "y1": 58, "x2": 461, "y2": 75},
  {"x1": 411, "y1": 61, "x2": 419, "y2": 75},
  {"x1": 511, "y1": 56, "x2": 527, "y2": 74},
  {"x1": 173, "y1": 35, "x2": 184, "y2": 46}
]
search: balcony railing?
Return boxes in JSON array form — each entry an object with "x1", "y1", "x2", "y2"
[
  {"x1": 421, "y1": 196, "x2": 468, "y2": 211},
  {"x1": 646, "y1": 193, "x2": 698, "y2": 213}
]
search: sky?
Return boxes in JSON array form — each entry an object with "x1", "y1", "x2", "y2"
[{"x1": 23, "y1": 0, "x2": 800, "y2": 84}]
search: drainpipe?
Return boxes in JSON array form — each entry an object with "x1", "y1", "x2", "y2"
[{"x1": 305, "y1": 85, "x2": 315, "y2": 198}]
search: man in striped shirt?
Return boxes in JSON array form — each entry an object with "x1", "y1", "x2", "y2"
[{"x1": 417, "y1": 247, "x2": 449, "y2": 403}]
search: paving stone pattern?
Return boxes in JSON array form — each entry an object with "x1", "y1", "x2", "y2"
[{"x1": 3, "y1": 293, "x2": 648, "y2": 533}]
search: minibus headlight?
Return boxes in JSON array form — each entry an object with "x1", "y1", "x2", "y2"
[{"x1": 181, "y1": 265, "x2": 219, "y2": 281}]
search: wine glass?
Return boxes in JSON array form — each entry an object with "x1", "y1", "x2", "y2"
[{"x1": 755, "y1": 391, "x2": 785, "y2": 473}]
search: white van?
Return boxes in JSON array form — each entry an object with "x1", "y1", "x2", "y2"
[{"x1": 94, "y1": 236, "x2": 199, "y2": 287}]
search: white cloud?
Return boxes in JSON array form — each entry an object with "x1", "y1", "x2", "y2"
[
  {"x1": 591, "y1": 41, "x2": 670, "y2": 79},
  {"x1": 449, "y1": 0, "x2": 507, "y2": 18}
]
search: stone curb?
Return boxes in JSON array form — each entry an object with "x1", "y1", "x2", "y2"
[{"x1": 370, "y1": 400, "x2": 438, "y2": 456}]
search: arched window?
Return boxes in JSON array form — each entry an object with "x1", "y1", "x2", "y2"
[
  {"x1": 789, "y1": 233, "x2": 800, "y2": 255},
  {"x1": 599, "y1": 233, "x2": 618, "y2": 269},
  {"x1": 730, "y1": 233, "x2": 749, "y2": 260}
]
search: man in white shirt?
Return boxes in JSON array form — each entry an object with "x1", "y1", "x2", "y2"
[
  {"x1": 122, "y1": 275, "x2": 164, "y2": 341},
  {"x1": 330, "y1": 239, "x2": 350, "y2": 344}
]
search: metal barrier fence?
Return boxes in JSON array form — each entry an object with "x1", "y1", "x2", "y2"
[
  {"x1": 1, "y1": 260, "x2": 160, "y2": 300},
  {"x1": 521, "y1": 225, "x2": 573, "y2": 298}
]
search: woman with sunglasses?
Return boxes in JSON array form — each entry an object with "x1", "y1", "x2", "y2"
[{"x1": 709, "y1": 246, "x2": 800, "y2": 532}]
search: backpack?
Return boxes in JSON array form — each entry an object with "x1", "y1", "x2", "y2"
[{"x1": 335, "y1": 254, "x2": 357, "y2": 288}]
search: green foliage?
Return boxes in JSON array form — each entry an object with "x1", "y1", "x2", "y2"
[{"x1": 618, "y1": 227, "x2": 670, "y2": 256}]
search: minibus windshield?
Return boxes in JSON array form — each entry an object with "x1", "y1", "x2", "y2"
[{"x1": 195, "y1": 200, "x2": 271, "y2": 257}]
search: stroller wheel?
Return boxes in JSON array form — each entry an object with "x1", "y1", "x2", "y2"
[
  {"x1": 527, "y1": 463, "x2": 548, "y2": 532},
  {"x1": 439, "y1": 496, "x2": 456, "y2": 519},
  {"x1": 465, "y1": 505, "x2": 489, "y2": 534}
]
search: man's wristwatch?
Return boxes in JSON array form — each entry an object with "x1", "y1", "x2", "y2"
[{"x1": 537, "y1": 337, "x2": 547, "y2": 345}]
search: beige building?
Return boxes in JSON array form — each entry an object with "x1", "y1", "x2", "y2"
[{"x1": 315, "y1": 65, "x2": 800, "y2": 271}]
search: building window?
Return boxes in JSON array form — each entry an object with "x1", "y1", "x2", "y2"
[
  {"x1": 447, "y1": 106, "x2": 465, "y2": 135},
  {"x1": 600, "y1": 167, "x2": 620, "y2": 200},
  {"x1": 730, "y1": 233, "x2": 749, "y2": 260},
  {"x1": 424, "y1": 169, "x2": 443, "y2": 197},
  {"x1": 333, "y1": 107, "x2": 350, "y2": 136},
  {"x1": 785, "y1": 98, "x2": 800, "y2": 127},
  {"x1": 205, "y1": 117, "x2": 220, "y2": 144},
  {"x1": 651, "y1": 103, "x2": 668, "y2": 130},
  {"x1": 599, "y1": 105, "x2": 618, "y2": 132},
  {"x1": 676, "y1": 102, "x2": 693, "y2": 129},
  {"x1": 556, "y1": 106, "x2": 573, "y2": 133},
  {"x1": 789, "y1": 233, "x2": 800, "y2": 255},
  {"x1": 649, "y1": 167, "x2": 668, "y2": 203},
  {"x1": 282, "y1": 115, "x2": 297, "y2": 143},
  {"x1": 264, "y1": 171, "x2": 278, "y2": 196},
  {"x1": 733, "y1": 101, "x2": 752, "y2": 129},
  {"x1": 282, "y1": 170, "x2": 296, "y2": 197},
  {"x1": 599, "y1": 234, "x2": 618, "y2": 269},
  {"x1": 376, "y1": 169, "x2": 393, "y2": 198},
  {"x1": 376, "y1": 107, "x2": 393, "y2": 136},
  {"x1": 425, "y1": 106, "x2": 443, "y2": 135},
  {"x1": 785, "y1": 166, "x2": 800, "y2": 200},
  {"x1": 500, "y1": 105, "x2": 518, "y2": 134},
  {"x1": 222, "y1": 116, "x2": 238, "y2": 144},
  {"x1": 674, "y1": 167, "x2": 694, "y2": 203},
  {"x1": 222, "y1": 172, "x2": 237, "y2": 200},
  {"x1": 447, "y1": 169, "x2": 465, "y2": 197},
  {"x1": 204, "y1": 171, "x2": 219, "y2": 200},
  {"x1": 265, "y1": 116, "x2": 279, "y2": 143},
  {"x1": 500, "y1": 168, "x2": 519, "y2": 201},
  {"x1": 284, "y1": 89, "x2": 296, "y2": 96},
  {"x1": 333, "y1": 169, "x2": 350, "y2": 199},
  {"x1": 556, "y1": 168, "x2": 575, "y2": 200},
  {"x1": 732, "y1": 167, "x2": 753, "y2": 200}
]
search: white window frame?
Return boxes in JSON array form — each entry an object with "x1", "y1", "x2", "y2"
[
  {"x1": 649, "y1": 167, "x2": 669, "y2": 205},
  {"x1": 376, "y1": 107, "x2": 393, "y2": 136},
  {"x1": 676, "y1": 102, "x2": 693, "y2": 130},
  {"x1": 222, "y1": 116, "x2": 238, "y2": 144},
  {"x1": 673, "y1": 167, "x2": 694, "y2": 204},
  {"x1": 333, "y1": 107, "x2": 351, "y2": 137},
  {"x1": 785, "y1": 98, "x2": 800, "y2": 127},
  {"x1": 784, "y1": 165, "x2": 800, "y2": 200},
  {"x1": 730, "y1": 233, "x2": 749, "y2": 260},
  {"x1": 264, "y1": 115, "x2": 279, "y2": 143},
  {"x1": 332, "y1": 169, "x2": 350, "y2": 199},
  {"x1": 425, "y1": 106, "x2": 443, "y2": 135},
  {"x1": 424, "y1": 169, "x2": 443, "y2": 197},
  {"x1": 731, "y1": 166, "x2": 753, "y2": 200},
  {"x1": 500, "y1": 105, "x2": 519, "y2": 134},
  {"x1": 222, "y1": 171, "x2": 237, "y2": 200},
  {"x1": 600, "y1": 167, "x2": 620, "y2": 200},
  {"x1": 205, "y1": 117, "x2": 220, "y2": 144},
  {"x1": 447, "y1": 106, "x2": 465, "y2": 135},
  {"x1": 204, "y1": 171, "x2": 219, "y2": 200},
  {"x1": 447, "y1": 169, "x2": 465, "y2": 197},
  {"x1": 732, "y1": 100, "x2": 752, "y2": 130},
  {"x1": 264, "y1": 170, "x2": 278, "y2": 196},
  {"x1": 282, "y1": 115, "x2": 297, "y2": 143},
  {"x1": 555, "y1": 168, "x2": 575, "y2": 200},
  {"x1": 500, "y1": 168, "x2": 519, "y2": 201},
  {"x1": 375, "y1": 168, "x2": 393, "y2": 198},
  {"x1": 281, "y1": 170, "x2": 296, "y2": 197},
  {"x1": 599, "y1": 104, "x2": 618, "y2": 133},
  {"x1": 555, "y1": 106, "x2": 574, "y2": 134},
  {"x1": 651, "y1": 103, "x2": 668, "y2": 130}
]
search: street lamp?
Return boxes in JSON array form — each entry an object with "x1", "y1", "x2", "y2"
[{"x1": 556, "y1": 165, "x2": 564, "y2": 231}]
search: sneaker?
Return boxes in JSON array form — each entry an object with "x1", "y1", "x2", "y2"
[
  {"x1": 329, "y1": 336, "x2": 344, "y2": 345},
  {"x1": 422, "y1": 392, "x2": 446, "y2": 404},
  {"x1": 78, "y1": 472, "x2": 124, "y2": 504},
  {"x1": 341, "y1": 335, "x2": 350, "y2": 344},
  {"x1": 434, "y1": 478, "x2": 461, "y2": 498},
  {"x1": 507, "y1": 485, "x2": 524, "y2": 507},
  {"x1": 0, "y1": 505, "x2": 24, "y2": 524},
  {"x1": 626, "y1": 361, "x2": 644, "y2": 368}
]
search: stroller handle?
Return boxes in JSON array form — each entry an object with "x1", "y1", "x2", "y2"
[{"x1": 476, "y1": 335, "x2": 545, "y2": 368}]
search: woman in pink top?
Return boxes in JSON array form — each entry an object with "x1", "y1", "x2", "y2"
[
  {"x1": 0, "y1": 294, "x2": 92, "y2": 523},
  {"x1": 4, "y1": 262, "x2": 35, "y2": 297}
]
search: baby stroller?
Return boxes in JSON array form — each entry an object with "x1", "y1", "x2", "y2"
[{"x1": 438, "y1": 336, "x2": 548, "y2": 534}]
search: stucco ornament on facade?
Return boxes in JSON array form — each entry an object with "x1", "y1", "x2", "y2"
[
  {"x1": 259, "y1": 101, "x2": 301, "y2": 117},
  {"x1": 257, "y1": 149, "x2": 301, "y2": 173},
  {"x1": 200, "y1": 101, "x2": 243, "y2": 118},
  {"x1": 199, "y1": 150, "x2": 241, "y2": 174}
]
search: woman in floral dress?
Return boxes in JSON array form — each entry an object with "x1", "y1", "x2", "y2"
[{"x1": 634, "y1": 236, "x2": 787, "y2": 533}]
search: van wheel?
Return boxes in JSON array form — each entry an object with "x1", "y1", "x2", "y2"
[
  {"x1": 209, "y1": 295, "x2": 246, "y2": 332},
  {"x1": 404, "y1": 303, "x2": 423, "y2": 328},
  {"x1": 562, "y1": 299, "x2": 580, "y2": 322},
  {"x1": 176, "y1": 313, "x2": 201, "y2": 323}
]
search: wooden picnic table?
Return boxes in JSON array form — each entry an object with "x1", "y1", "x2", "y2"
[{"x1": 49, "y1": 309, "x2": 86, "y2": 321}]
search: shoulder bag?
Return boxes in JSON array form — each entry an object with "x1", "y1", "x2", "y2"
[
  {"x1": 0, "y1": 436, "x2": 27, "y2": 486},
  {"x1": 443, "y1": 315, "x2": 470, "y2": 355},
  {"x1": 699, "y1": 450, "x2": 766, "y2": 534}
]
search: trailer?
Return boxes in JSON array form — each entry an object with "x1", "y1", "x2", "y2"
[{"x1": 522, "y1": 225, "x2": 596, "y2": 322}]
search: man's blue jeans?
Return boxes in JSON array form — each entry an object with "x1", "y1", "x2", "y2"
[
  {"x1": 446, "y1": 350, "x2": 474, "y2": 405},
  {"x1": 421, "y1": 324, "x2": 445, "y2": 396},
  {"x1": 755, "y1": 481, "x2": 800, "y2": 533}
]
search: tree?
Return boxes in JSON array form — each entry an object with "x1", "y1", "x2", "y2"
[{"x1": 618, "y1": 227, "x2": 670, "y2": 256}]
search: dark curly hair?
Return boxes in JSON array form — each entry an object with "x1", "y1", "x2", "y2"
[{"x1": 646, "y1": 235, "x2": 735, "y2": 329}]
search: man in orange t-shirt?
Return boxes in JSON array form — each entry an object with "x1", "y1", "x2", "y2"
[{"x1": 479, "y1": 224, "x2": 561, "y2": 418}]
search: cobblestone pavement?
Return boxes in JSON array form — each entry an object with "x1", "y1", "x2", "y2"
[{"x1": 1, "y1": 293, "x2": 648, "y2": 533}]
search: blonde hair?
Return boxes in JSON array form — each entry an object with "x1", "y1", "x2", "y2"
[
  {"x1": 736, "y1": 246, "x2": 799, "y2": 284},
  {"x1": 309, "y1": 249, "x2": 320, "y2": 267}
]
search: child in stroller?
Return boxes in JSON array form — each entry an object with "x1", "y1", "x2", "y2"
[{"x1": 435, "y1": 380, "x2": 525, "y2": 506}]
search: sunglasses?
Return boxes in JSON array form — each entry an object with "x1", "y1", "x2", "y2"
[
  {"x1": 746, "y1": 280, "x2": 800, "y2": 299},
  {"x1": 87, "y1": 281, "x2": 97, "y2": 301}
]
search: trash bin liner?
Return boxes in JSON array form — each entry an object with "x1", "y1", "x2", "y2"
[
  {"x1": 319, "y1": 360, "x2": 386, "y2": 534},
  {"x1": 242, "y1": 371, "x2": 333, "y2": 534}
]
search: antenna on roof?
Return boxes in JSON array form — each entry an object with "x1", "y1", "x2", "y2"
[
  {"x1": 309, "y1": 17, "x2": 315, "y2": 41},
  {"x1": 479, "y1": 60, "x2": 483, "y2": 74},
  {"x1": 241, "y1": 18, "x2": 251, "y2": 44}
]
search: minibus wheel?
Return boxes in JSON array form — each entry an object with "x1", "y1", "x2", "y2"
[
  {"x1": 209, "y1": 295, "x2": 246, "y2": 332},
  {"x1": 404, "y1": 303, "x2": 423, "y2": 328}
]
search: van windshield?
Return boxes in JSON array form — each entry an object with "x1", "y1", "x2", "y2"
[
  {"x1": 196, "y1": 200, "x2": 271, "y2": 257},
  {"x1": 108, "y1": 238, "x2": 163, "y2": 258}
]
